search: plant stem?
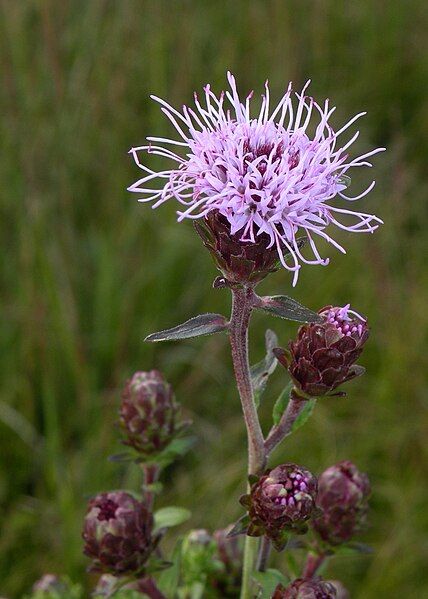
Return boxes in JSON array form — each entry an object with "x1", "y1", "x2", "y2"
[
  {"x1": 229, "y1": 286, "x2": 265, "y2": 475},
  {"x1": 264, "y1": 391, "x2": 306, "y2": 456},
  {"x1": 142, "y1": 463, "x2": 159, "y2": 510},
  {"x1": 256, "y1": 536, "x2": 272, "y2": 572},
  {"x1": 137, "y1": 577, "x2": 167, "y2": 599},
  {"x1": 302, "y1": 552, "x2": 326, "y2": 578},
  {"x1": 229, "y1": 286, "x2": 266, "y2": 598}
]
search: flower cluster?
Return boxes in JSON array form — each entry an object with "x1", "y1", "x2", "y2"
[
  {"x1": 313, "y1": 461, "x2": 371, "y2": 545},
  {"x1": 129, "y1": 72, "x2": 384, "y2": 285},
  {"x1": 275, "y1": 304, "x2": 369, "y2": 397},
  {"x1": 241, "y1": 463, "x2": 317, "y2": 548}
]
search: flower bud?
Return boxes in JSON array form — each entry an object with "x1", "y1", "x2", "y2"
[
  {"x1": 273, "y1": 578, "x2": 337, "y2": 598},
  {"x1": 194, "y1": 210, "x2": 281, "y2": 285},
  {"x1": 313, "y1": 461, "x2": 370, "y2": 545},
  {"x1": 242, "y1": 464, "x2": 317, "y2": 548},
  {"x1": 82, "y1": 491, "x2": 154, "y2": 575},
  {"x1": 120, "y1": 370, "x2": 180, "y2": 456},
  {"x1": 278, "y1": 304, "x2": 369, "y2": 397}
]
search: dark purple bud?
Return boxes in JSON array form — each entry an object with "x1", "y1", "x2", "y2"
[
  {"x1": 243, "y1": 464, "x2": 317, "y2": 546},
  {"x1": 194, "y1": 210, "x2": 283, "y2": 285},
  {"x1": 82, "y1": 491, "x2": 154, "y2": 575},
  {"x1": 120, "y1": 370, "x2": 180, "y2": 455},
  {"x1": 313, "y1": 461, "x2": 371, "y2": 545},
  {"x1": 283, "y1": 304, "x2": 369, "y2": 397},
  {"x1": 273, "y1": 578, "x2": 337, "y2": 598}
]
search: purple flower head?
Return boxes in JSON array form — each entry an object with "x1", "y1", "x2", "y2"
[{"x1": 129, "y1": 73, "x2": 384, "y2": 285}]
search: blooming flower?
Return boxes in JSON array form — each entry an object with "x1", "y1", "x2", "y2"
[
  {"x1": 275, "y1": 303, "x2": 369, "y2": 397},
  {"x1": 129, "y1": 73, "x2": 384, "y2": 285}
]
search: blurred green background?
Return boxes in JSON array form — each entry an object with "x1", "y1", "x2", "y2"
[{"x1": 1, "y1": 0, "x2": 427, "y2": 597}]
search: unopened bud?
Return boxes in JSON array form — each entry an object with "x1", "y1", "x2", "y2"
[
  {"x1": 313, "y1": 461, "x2": 370, "y2": 545},
  {"x1": 120, "y1": 370, "x2": 180, "y2": 456},
  {"x1": 241, "y1": 464, "x2": 317, "y2": 548},
  {"x1": 82, "y1": 491, "x2": 154, "y2": 575},
  {"x1": 277, "y1": 304, "x2": 369, "y2": 397}
]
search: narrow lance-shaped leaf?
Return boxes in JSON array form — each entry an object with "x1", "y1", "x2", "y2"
[
  {"x1": 250, "y1": 329, "x2": 279, "y2": 407},
  {"x1": 145, "y1": 313, "x2": 229, "y2": 342},
  {"x1": 253, "y1": 295, "x2": 322, "y2": 323}
]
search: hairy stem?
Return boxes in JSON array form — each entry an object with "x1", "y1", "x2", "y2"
[
  {"x1": 229, "y1": 287, "x2": 266, "y2": 475},
  {"x1": 264, "y1": 392, "x2": 306, "y2": 456},
  {"x1": 229, "y1": 286, "x2": 266, "y2": 598}
]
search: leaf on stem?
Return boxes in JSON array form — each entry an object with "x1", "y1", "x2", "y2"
[
  {"x1": 226, "y1": 514, "x2": 250, "y2": 537},
  {"x1": 272, "y1": 382, "x2": 293, "y2": 425},
  {"x1": 291, "y1": 399, "x2": 317, "y2": 433},
  {"x1": 250, "y1": 329, "x2": 279, "y2": 407},
  {"x1": 154, "y1": 507, "x2": 191, "y2": 531},
  {"x1": 253, "y1": 295, "x2": 322, "y2": 323},
  {"x1": 156, "y1": 436, "x2": 196, "y2": 468},
  {"x1": 145, "y1": 313, "x2": 229, "y2": 342}
]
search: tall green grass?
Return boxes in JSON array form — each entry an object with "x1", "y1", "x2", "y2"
[{"x1": 1, "y1": 1, "x2": 427, "y2": 597}]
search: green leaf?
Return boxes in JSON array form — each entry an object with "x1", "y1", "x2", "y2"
[
  {"x1": 334, "y1": 542, "x2": 373, "y2": 556},
  {"x1": 226, "y1": 514, "x2": 250, "y2": 537},
  {"x1": 254, "y1": 295, "x2": 322, "y2": 323},
  {"x1": 251, "y1": 329, "x2": 279, "y2": 407},
  {"x1": 154, "y1": 506, "x2": 191, "y2": 531},
  {"x1": 145, "y1": 313, "x2": 229, "y2": 342},
  {"x1": 158, "y1": 538, "x2": 184, "y2": 596},
  {"x1": 156, "y1": 436, "x2": 196, "y2": 467},
  {"x1": 291, "y1": 399, "x2": 317, "y2": 432},
  {"x1": 253, "y1": 568, "x2": 289, "y2": 598},
  {"x1": 272, "y1": 382, "x2": 293, "y2": 425}
]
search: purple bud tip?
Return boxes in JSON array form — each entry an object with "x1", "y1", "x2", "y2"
[{"x1": 96, "y1": 498, "x2": 119, "y2": 521}]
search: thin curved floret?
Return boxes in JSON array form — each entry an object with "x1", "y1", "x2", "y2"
[{"x1": 129, "y1": 72, "x2": 385, "y2": 285}]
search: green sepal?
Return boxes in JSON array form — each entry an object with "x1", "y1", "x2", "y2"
[{"x1": 226, "y1": 514, "x2": 251, "y2": 537}]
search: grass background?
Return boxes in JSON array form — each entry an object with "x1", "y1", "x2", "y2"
[{"x1": 1, "y1": 0, "x2": 427, "y2": 597}]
